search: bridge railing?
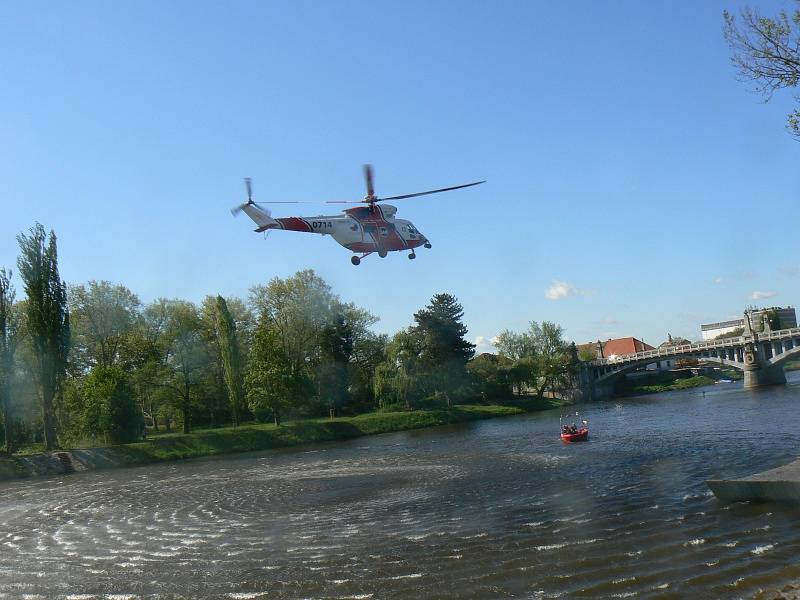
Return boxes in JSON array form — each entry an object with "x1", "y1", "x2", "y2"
[{"x1": 589, "y1": 327, "x2": 800, "y2": 367}]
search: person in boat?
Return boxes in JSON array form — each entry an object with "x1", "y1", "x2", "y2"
[
  {"x1": 570, "y1": 424, "x2": 578, "y2": 434},
  {"x1": 561, "y1": 424, "x2": 570, "y2": 434}
]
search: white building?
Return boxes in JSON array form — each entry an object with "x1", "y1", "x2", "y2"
[{"x1": 700, "y1": 319, "x2": 744, "y2": 341}]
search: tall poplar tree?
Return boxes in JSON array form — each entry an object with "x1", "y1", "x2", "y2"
[
  {"x1": 214, "y1": 295, "x2": 244, "y2": 427},
  {"x1": 0, "y1": 269, "x2": 18, "y2": 453},
  {"x1": 16, "y1": 224, "x2": 70, "y2": 451}
]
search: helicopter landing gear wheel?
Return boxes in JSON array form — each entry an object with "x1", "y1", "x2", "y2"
[
  {"x1": 378, "y1": 250, "x2": 388, "y2": 258},
  {"x1": 408, "y1": 252, "x2": 416, "y2": 260},
  {"x1": 351, "y1": 256, "x2": 361, "y2": 266},
  {"x1": 424, "y1": 242, "x2": 432, "y2": 249}
]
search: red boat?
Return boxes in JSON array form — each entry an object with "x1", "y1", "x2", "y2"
[{"x1": 560, "y1": 427, "x2": 589, "y2": 442}]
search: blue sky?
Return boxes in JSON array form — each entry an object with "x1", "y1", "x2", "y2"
[{"x1": 2, "y1": 0, "x2": 798, "y2": 350}]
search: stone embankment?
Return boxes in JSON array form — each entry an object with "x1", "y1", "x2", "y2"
[
  {"x1": 707, "y1": 459, "x2": 800, "y2": 503},
  {"x1": 0, "y1": 447, "x2": 140, "y2": 481}
]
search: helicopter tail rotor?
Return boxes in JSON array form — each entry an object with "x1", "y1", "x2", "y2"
[
  {"x1": 231, "y1": 178, "x2": 277, "y2": 231},
  {"x1": 231, "y1": 177, "x2": 256, "y2": 216}
]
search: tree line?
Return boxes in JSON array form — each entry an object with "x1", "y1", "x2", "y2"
[{"x1": 0, "y1": 223, "x2": 580, "y2": 454}]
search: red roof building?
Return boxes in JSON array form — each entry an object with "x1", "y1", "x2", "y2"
[{"x1": 578, "y1": 337, "x2": 654, "y2": 359}]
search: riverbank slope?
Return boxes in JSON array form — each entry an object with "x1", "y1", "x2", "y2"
[{"x1": 0, "y1": 398, "x2": 569, "y2": 482}]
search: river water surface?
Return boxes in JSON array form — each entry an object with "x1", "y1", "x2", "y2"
[{"x1": 3, "y1": 376, "x2": 800, "y2": 599}]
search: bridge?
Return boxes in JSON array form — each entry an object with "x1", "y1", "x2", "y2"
[{"x1": 579, "y1": 327, "x2": 800, "y2": 400}]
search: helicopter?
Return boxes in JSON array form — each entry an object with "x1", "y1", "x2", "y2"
[{"x1": 231, "y1": 165, "x2": 484, "y2": 265}]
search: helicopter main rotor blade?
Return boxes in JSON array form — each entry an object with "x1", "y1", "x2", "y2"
[
  {"x1": 377, "y1": 180, "x2": 485, "y2": 202},
  {"x1": 253, "y1": 200, "x2": 359, "y2": 204},
  {"x1": 363, "y1": 164, "x2": 375, "y2": 198}
]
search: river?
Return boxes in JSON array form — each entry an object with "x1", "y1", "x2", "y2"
[{"x1": 3, "y1": 376, "x2": 800, "y2": 599}]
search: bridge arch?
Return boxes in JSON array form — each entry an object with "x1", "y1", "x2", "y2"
[
  {"x1": 769, "y1": 343, "x2": 800, "y2": 368},
  {"x1": 593, "y1": 354, "x2": 743, "y2": 385}
]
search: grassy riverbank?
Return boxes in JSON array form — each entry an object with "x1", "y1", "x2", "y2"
[
  {"x1": 117, "y1": 399, "x2": 568, "y2": 463},
  {"x1": 0, "y1": 397, "x2": 570, "y2": 480},
  {"x1": 624, "y1": 375, "x2": 719, "y2": 395}
]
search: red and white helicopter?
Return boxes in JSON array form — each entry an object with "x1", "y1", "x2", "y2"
[{"x1": 231, "y1": 165, "x2": 484, "y2": 265}]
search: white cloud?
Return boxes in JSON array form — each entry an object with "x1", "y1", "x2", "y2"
[
  {"x1": 751, "y1": 290, "x2": 777, "y2": 300},
  {"x1": 474, "y1": 335, "x2": 498, "y2": 354},
  {"x1": 545, "y1": 280, "x2": 575, "y2": 300},
  {"x1": 544, "y1": 280, "x2": 595, "y2": 300},
  {"x1": 714, "y1": 276, "x2": 724, "y2": 284}
]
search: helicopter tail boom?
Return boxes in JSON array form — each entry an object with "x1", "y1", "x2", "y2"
[{"x1": 240, "y1": 203, "x2": 278, "y2": 230}]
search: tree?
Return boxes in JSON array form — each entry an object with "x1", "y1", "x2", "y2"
[
  {"x1": 723, "y1": 4, "x2": 800, "y2": 139},
  {"x1": 412, "y1": 293, "x2": 475, "y2": 407},
  {"x1": 318, "y1": 311, "x2": 354, "y2": 416},
  {"x1": 0, "y1": 269, "x2": 19, "y2": 453},
  {"x1": 80, "y1": 366, "x2": 143, "y2": 443},
  {"x1": 496, "y1": 321, "x2": 574, "y2": 399},
  {"x1": 16, "y1": 224, "x2": 70, "y2": 450},
  {"x1": 374, "y1": 329, "x2": 425, "y2": 410},
  {"x1": 246, "y1": 323, "x2": 310, "y2": 425},
  {"x1": 495, "y1": 329, "x2": 537, "y2": 361},
  {"x1": 714, "y1": 327, "x2": 745, "y2": 340},
  {"x1": 249, "y1": 270, "x2": 335, "y2": 376},
  {"x1": 349, "y1": 332, "x2": 387, "y2": 411},
  {"x1": 528, "y1": 321, "x2": 574, "y2": 399},
  {"x1": 68, "y1": 280, "x2": 141, "y2": 370},
  {"x1": 213, "y1": 296, "x2": 245, "y2": 426},
  {"x1": 147, "y1": 300, "x2": 211, "y2": 433},
  {"x1": 467, "y1": 353, "x2": 514, "y2": 401}
]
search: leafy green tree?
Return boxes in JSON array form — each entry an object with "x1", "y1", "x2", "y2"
[
  {"x1": 528, "y1": 321, "x2": 573, "y2": 399},
  {"x1": 723, "y1": 4, "x2": 800, "y2": 139},
  {"x1": 349, "y1": 332, "x2": 387, "y2": 412},
  {"x1": 496, "y1": 321, "x2": 574, "y2": 399},
  {"x1": 714, "y1": 327, "x2": 745, "y2": 340},
  {"x1": 412, "y1": 293, "x2": 475, "y2": 406},
  {"x1": 68, "y1": 281, "x2": 141, "y2": 370},
  {"x1": 495, "y1": 329, "x2": 537, "y2": 361},
  {"x1": 249, "y1": 271, "x2": 377, "y2": 416},
  {"x1": 0, "y1": 269, "x2": 19, "y2": 453},
  {"x1": 318, "y1": 311, "x2": 354, "y2": 416},
  {"x1": 246, "y1": 323, "x2": 310, "y2": 424},
  {"x1": 467, "y1": 353, "x2": 514, "y2": 401},
  {"x1": 374, "y1": 329, "x2": 425, "y2": 410},
  {"x1": 17, "y1": 224, "x2": 70, "y2": 450},
  {"x1": 213, "y1": 296, "x2": 245, "y2": 426},
  {"x1": 249, "y1": 270, "x2": 335, "y2": 376},
  {"x1": 80, "y1": 366, "x2": 143, "y2": 443},
  {"x1": 147, "y1": 299, "x2": 211, "y2": 433}
]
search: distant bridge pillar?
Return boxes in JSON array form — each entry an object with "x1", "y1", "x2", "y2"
[
  {"x1": 578, "y1": 364, "x2": 616, "y2": 402},
  {"x1": 742, "y1": 340, "x2": 786, "y2": 389}
]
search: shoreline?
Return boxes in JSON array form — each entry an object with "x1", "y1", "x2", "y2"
[{"x1": 0, "y1": 397, "x2": 570, "y2": 483}]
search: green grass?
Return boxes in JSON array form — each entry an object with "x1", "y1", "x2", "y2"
[
  {"x1": 114, "y1": 401, "x2": 567, "y2": 464},
  {"x1": 0, "y1": 398, "x2": 573, "y2": 481},
  {"x1": 626, "y1": 375, "x2": 717, "y2": 395}
]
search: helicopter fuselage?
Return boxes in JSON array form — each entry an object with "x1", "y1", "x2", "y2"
[{"x1": 256, "y1": 204, "x2": 428, "y2": 255}]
